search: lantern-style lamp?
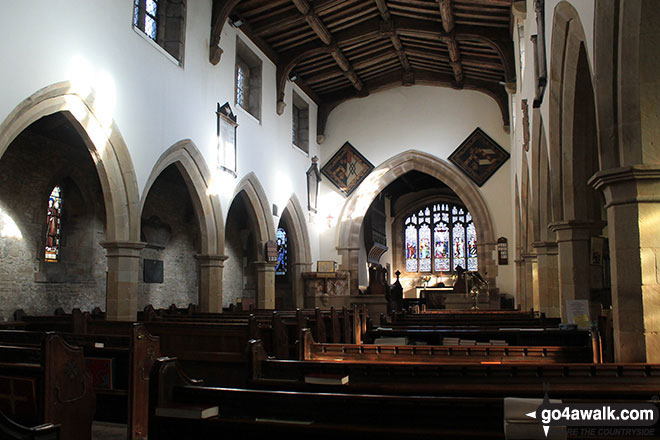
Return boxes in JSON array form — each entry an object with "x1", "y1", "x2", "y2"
[{"x1": 306, "y1": 156, "x2": 321, "y2": 213}]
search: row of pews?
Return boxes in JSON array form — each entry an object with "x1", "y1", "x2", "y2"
[
  {"x1": 0, "y1": 305, "x2": 363, "y2": 440},
  {"x1": 147, "y1": 308, "x2": 659, "y2": 440},
  {"x1": 3, "y1": 306, "x2": 657, "y2": 439}
]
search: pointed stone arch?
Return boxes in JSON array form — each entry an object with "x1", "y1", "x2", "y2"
[
  {"x1": 529, "y1": 112, "x2": 560, "y2": 316},
  {"x1": 589, "y1": 0, "x2": 660, "y2": 362},
  {"x1": 229, "y1": 172, "x2": 277, "y2": 308},
  {"x1": 0, "y1": 81, "x2": 141, "y2": 320},
  {"x1": 280, "y1": 193, "x2": 313, "y2": 308},
  {"x1": 335, "y1": 150, "x2": 497, "y2": 295},
  {"x1": 0, "y1": 81, "x2": 139, "y2": 242},
  {"x1": 141, "y1": 140, "x2": 227, "y2": 311},
  {"x1": 548, "y1": 1, "x2": 606, "y2": 322}
]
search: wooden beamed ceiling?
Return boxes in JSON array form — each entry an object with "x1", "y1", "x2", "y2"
[{"x1": 210, "y1": 0, "x2": 515, "y2": 141}]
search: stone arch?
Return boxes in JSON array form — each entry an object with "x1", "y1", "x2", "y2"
[
  {"x1": 336, "y1": 150, "x2": 497, "y2": 294},
  {"x1": 232, "y1": 172, "x2": 276, "y2": 246},
  {"x1": 280, "y1": 194, "x2": 313, "y2": 308},
  {"x1": 228, "y1": 172, "x2": 276, "y2": 308},
  {"x1": 0, "y1": 81, "x2": 139, "y2": 242},
  {"x1": 140, "y1": 140, "x2": 227, "y2": 311},
  {"x1": 548, "y1": 2, "x2": 598, "y2": 222},
  {"x1": 0, "y1": 81, "x2": 141, "y2": 320},
  {"x1": 141, "y1": 140, "x2": 224, "y2": 255},
  {"x1": 548, "y1": 2, "x2": 606, "y2": 321}
]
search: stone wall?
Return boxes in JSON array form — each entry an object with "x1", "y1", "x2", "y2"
[
  {"x1": 0, "y1": 128, "x2": 106, "y2": 321},
  {"x1": 139, "y1": 165, "x2": 199, "y2": 309},
  {"x1": 223, "y1": 196, "x2": 257, "y2": 308}
]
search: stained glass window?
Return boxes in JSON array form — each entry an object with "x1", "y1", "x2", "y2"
[
  {"x1": 405, "y1": 219, "x2": 418, "y2": 272},
  {"x1": 275, "y1": 227, "x2": 287, "y2": 275},
  {"x1": 403, "y1": 202, "x2": 477, "y2": 273},
  {"x1": 134, "y1": 0, "x2": 159, "y2": 41},
  {"x1": 236, "y1": 60, "x2": 249, "y2": 110},
  {"x1": 45, "y1": 186, "x2": 62, "y2": 262}
]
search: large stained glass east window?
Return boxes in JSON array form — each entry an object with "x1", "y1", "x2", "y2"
[
  {"x1": 45, "y1": 186, "x2": 62, "y2": 262},
  {"x1": 275, "y1": 227, "x2": 288, "y2": 275},
  {"x1": 403, "y1": 202, "x2": 477, "y2": 273}
]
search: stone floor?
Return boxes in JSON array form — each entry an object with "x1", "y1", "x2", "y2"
[{"x1": 92, "y1": 422, "x2": 127, "y2": 440}]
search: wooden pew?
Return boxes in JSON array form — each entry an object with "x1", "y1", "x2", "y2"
[
  {"x1": 0, "y1": 334, "x2": 95, "y2": 440},
  {"x1": 247, "y1": 338, "x2": 660, "y2": 401},
  {"x1": 0, "y1": 411, "x2": 60, "y2": 440},
  {"x1": 299, "y1": 328, "x2": 595, "y2": 364},
  {"x1": 147, "y1": 357, "x2": 506, "y2": 440},
  {"x1": 0, "y1": 324, "x2": 160, "y2": 440}
]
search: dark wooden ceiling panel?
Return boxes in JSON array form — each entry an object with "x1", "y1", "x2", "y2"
[{"x1": 218, "y1": 0, "x2": 514, "y2": 138}]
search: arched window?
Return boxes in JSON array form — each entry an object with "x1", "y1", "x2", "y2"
[
  {"x1": 275, "y1": 227, "x2": 288, "y2": 275},
  {"x1": 44, "y1": 185, "x2": 62, "y2": 262},
  {"x1": 404, "y1": 202, "x2": 477, "y2": 273}
]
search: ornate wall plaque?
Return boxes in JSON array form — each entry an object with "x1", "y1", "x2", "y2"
[
  {"x1": 448, "y1": 128, "x2": 510, "y2": 187},
  {"x1": 321, "y1": 142, "x2": 374, "y2": 196}
]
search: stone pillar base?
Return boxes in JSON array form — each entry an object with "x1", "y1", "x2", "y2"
[
  {"x1": 101, "y1": 240, "x2": 146, "y2": 321},
  {"x1": 195, "y1": 254, "x2": 228, "y2": 312},
  {"x1": 254, "y1": 261, "x2": 276, "y2": 309}
]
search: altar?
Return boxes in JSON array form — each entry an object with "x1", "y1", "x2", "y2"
[{"x1": 408, "y1": 287, "x2": 491, "y2": 310}]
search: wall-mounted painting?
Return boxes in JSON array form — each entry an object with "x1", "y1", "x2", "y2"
[
  {"x1": 448, "y1": 128, "x2": 510, "y2": 187},
  {"x1": 321, "y1": 142, "x2": 374, "y2": 196}
]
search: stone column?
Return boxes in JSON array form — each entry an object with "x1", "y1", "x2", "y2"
[
  {"x1": 292, "y1": 262, "x2": 313, "y2": 308},
  {"x1": 101, "y1": 240, "x2": 146, "y2": 321},
  {"x1": 531, "y1": 241, "x2": 560, "y2": 317},
  {"x1": 337, "y1": 246, "x2": 360, "y2": 295},
  {"x1": 254, "y1": 261, "x2": 276, "y2": 309},
  {"x1": 548, "y1": 220, "x2": 605, "y2": 322},
  {"x1": 521, "y1": 253, "x2": 538, "y2": 312},
  {"x1": 195, "y1": 254, "x2": 228, "y2": 312},
  {"x1": 591, "y1": 165, "x2": 660, "y2": 362},
  {"x1": 514, "y1": 257, "x2": 527, "y2": 310}
]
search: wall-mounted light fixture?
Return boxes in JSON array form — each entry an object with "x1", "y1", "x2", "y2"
[{"x1": 306, "y1": 156, "x2": 322, "y2": 213}]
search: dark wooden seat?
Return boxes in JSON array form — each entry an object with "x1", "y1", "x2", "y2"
[
  {"x1": 0, "y1": 411, "x2": 60, "y2": 440},
  {"x1": 148, "y1": 357, "x2": 505, "y2": 440},
  {"x1": 247, "y1": 338, "x2": 660, "y2": 400},
  {"x1": 0, "y1": 334, "x2": 95, "y2": 440},
  {"x1": 299, "y1": 328, "x2": 594, "y2": 364},
  {"x1": 0, "y1": 324, "x2": 160, "y2": 440}
]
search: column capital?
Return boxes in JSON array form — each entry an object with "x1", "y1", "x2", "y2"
[
  {"x1": 589, "y1": 165, "x2": 660, "y2": 208},
  {"x1": 253, "y1": 260, "x2": 277, "y2": 272},
  {"x1": 195, "y1": 254, "x2": 229, "y2": 267},
  {"x1": 531, "y1": 241, "x2": 558, "y2": 256},
  {"x1": 548, "y1": 220, "x2": 605, "y2": 241},
  {"x1": 100, "y1": 240, "x2": 146, "y2": 258}
]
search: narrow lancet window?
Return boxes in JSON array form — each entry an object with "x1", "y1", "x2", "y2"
[
  {"x1": 275, "y1": 227, "x2": 288, "y2": 275},
  {"x1": 45, "y1": 186, "x2": 62, "y2": 262}
]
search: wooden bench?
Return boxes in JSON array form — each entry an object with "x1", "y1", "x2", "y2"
[
  {"x1": 0, "y1": 410, "x2": 60, "y2": 440},
  {"x1": 147, "y1": 357, "x2": 506, "y2": 440},
  {"x1": 247, "y1": 338, "x2": 660, "y2": 400},
  {"x1": 0, "y1": 333, "x2": 95, "y2": 440},
  {"x1": 299, "y1": 328, "x2": 595, "y2": 364},
  {"x1": 0, "y1": 324, "x2": 160, "y2": 440}
]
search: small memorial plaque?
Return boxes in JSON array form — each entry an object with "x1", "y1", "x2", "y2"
[{"x1": 143, "y1": 259, "x2": 164, "y2": 283}]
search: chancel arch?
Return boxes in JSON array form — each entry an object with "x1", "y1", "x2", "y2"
[
  {"x1": 224, "y1": 172, "x2": 276, "y2": 309},
  {"x1": 140, "y1": 140, "x2": 226, "y2": 312},
  {"x1": 336, "y1": 150, "x2": 497, "y2": 297},
  {"x1": 0, "y1": 82, "x2": 141, "y2": 320}
]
